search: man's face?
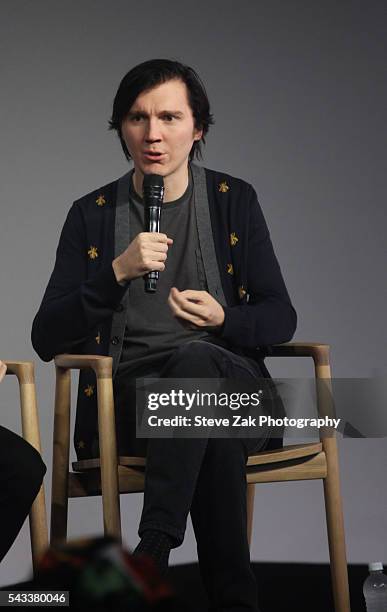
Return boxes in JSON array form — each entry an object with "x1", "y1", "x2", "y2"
[{"x1": 120, "y1": 78, "x2": 203, "y2": 178}]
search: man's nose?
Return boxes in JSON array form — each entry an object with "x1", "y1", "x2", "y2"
[{"x1": 145, "y1": 117, "x2": 162, "y2": 142}]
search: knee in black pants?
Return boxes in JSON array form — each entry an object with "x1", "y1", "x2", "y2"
[{"x1": 161, "y1": 340, "x2": 225, "y2": 378}]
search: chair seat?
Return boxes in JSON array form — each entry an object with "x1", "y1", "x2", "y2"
[
  {"x1": 72, "y1": 442, "x2": 322, "y2": 473},
  {"x1": 69, "y1": 442, "x2": 325, "y2": 496},
  {"x1": 247, "y1": 442, "x2": 322, "y2": 465},
  {"x1": 69, "y1": 443, "x2": 326, "y2": 495}
]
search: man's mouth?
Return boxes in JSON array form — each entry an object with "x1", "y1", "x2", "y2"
[
  {"x1": 144, "y1": 150, "x2": 164, "y2": 155},
  {"x1": 143, "y1": 151, "x2": 166, "y2": 161}
]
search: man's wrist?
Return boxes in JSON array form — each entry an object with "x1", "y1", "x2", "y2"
[
  {"x1": 112, "y1": 258, "x2": 128, "y2": 286},
  {"x1": 212, "y1": 307, "x2": 225, "y2": 335}
]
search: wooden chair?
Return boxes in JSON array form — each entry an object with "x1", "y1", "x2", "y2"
[
  {"x1": 4, "y1": 361, "x2": 48, "y2": 573},
  {"x1": 50, "y1": 342, "x2": 350, "y2": 612}
]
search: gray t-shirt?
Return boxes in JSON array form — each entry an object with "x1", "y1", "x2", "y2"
[{"x1": 117, "y1": 166, "x2": 211, "y2": 377}]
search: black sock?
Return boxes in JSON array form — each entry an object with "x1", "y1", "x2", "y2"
[{"x1": 133, "y1": 530, "x2": 174, "y2": 575}]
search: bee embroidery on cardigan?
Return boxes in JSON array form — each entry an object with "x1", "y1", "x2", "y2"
[
  {"x1": 226, "y1": 263, "x2": 234, "y2": 274},
  {"x1": 84, "y1": 385, "x2": 94, "y2": 397},
  {"x1": 238, "y1": 286, "x2": 247, "y2": 300},
  {"x1": 77, "y1": 440, "x2": 85, "y2": 449},
  {"x1": 230, "y1": 232, "x2": 239, "y2": 246},
  {"x1": 95, "y1": 331, "x2": 101, "y2": 345},
  {"x1": 96, "y1": 194, "x2": 106, "y2": 207},
  {"x1": 87, "y1": 246, "x2": 98, "y2": 260},
  {"x1": 218, "y1": 180, "x2": 230, "y2": 193}
]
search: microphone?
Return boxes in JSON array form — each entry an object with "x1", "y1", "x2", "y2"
[{"x1": 143, "y1": 173, "x2": 165, "y2": 293}]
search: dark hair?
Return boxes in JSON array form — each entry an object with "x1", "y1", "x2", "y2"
[{"x1": 109, "y1": 58, "x2": 214, "y2": 162}]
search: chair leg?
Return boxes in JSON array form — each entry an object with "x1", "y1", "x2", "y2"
[
  {"x1": 29, "y1": 487, "x2": 48, "y2": 574},
  {"x1": 246, "y1": 483, "x2": 255, "y2": 549},
  {"x1": 19, "y1": 378, "x2": 49, "y2": 573},
  {"x1": 50, "y1": 367, "x2": 71, "y2": 545},
  {"x1": 323, "y1": 438, "x2": 351, "y2": 612},
  {"x1": 97, "y1": 377, "x2": 121, "y2": 541}
]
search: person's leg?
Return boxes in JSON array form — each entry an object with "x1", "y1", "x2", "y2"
[
  {"x1": 113, "y1": 373, "x2": 149, "y2": 458},
  {"x1": 190, "y1": 437, "x2": 261, "y2": 612},
  {"x1": 136, "y1": 340, "x2": 269, "y2": 606},
  {"x1": 137, "y1": 341, "x2": 225, "y2": 544},
  {"x1": 0, "y1": 425, "x2": 46, "y2": 563}
]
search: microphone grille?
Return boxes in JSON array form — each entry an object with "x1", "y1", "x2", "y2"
[
  {"x1": 142, "y1": 173, "x2": 164, "y2": 205},
  {"x1": 143, "y1": 173, "x2": 164, "y2": 189}
]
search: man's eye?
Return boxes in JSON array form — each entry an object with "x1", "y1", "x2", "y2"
[
  {"x1": 131, "y1": 115, "x2": 143, "y2": 122},
  {"x1": 162, "y1": 115, "x2": 174, "y2": 121}
]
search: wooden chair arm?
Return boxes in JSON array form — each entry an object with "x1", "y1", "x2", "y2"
[
  {"x1": 263, "y1": 343, "x2": 335, "y2": 433},
  {"x1": 54, "y1": 354, "x2": 112, "y2": 379},
  {"x1": 263, "y1": 342, "x2": 330, "y2": 367},
  {"x1": 4, "y1": 360, "x2": 35, "y2": 384},
  {"x1": 3, "y1": 360, "x2": 43, "y2": 449}
]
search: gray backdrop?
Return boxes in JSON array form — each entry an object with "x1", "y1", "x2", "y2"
[{"x1": 1, "y1": 0, "x2": 386, "y2": 587}]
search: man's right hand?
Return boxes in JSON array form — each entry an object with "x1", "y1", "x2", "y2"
[{"x1": 112, "y1": 232, "x2": 173, "y2": 284}]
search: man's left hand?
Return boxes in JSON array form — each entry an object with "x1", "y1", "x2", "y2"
[{"x1": 168, "y1": 288, "x2": 225, "y2": 330}]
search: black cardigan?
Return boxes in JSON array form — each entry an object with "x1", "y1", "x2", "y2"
[{"x1": 32, "y1": 164, "x2": 297, "y2": 458}]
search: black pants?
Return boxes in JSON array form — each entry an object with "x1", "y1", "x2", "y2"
[
  {"x1": 0, "y1": 425, "x2": 46, "y2": 563},
  {"x1": 114, "y1": 339, "x2": 282, "y2": 612}
]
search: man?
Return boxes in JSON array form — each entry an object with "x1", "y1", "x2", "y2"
[
  {"x1": 0, "y1": 361, "x2": 46, "y2": 563},
  {"x1": 32, "y1": 59, "x2": 297, "y2": 611}
]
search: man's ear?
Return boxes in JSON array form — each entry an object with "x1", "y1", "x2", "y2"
[{"x1": 194, "y1": 127, "x2": 203, "y2": 141}]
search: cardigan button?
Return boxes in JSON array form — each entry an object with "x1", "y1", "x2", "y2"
[
  {"x1": 110, "y1": 336, "x2": 119, "y2": 346},
  {"x1": 115, "y1": 303, "x2": 124, "y2": 313}
]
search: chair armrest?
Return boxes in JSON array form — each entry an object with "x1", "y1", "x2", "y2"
[
  {"x1": 53, "y1": 353, "x2": 115, "y2": 453},
  {"x1": 54, "y1": 354, "x2": 112, "y2": 379},
  {"x1": 3, "y1": 360, "x2": 45, "y2": 453},
  {"x1": 263, "y1": 342, "x2": 330, "y2": 366},
  {"x1": 264, "y1": 343, "x2": 336, "y2": 437},
  {"x1": 4, "y1": 360, "x2": 35, "y2": 384}
]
